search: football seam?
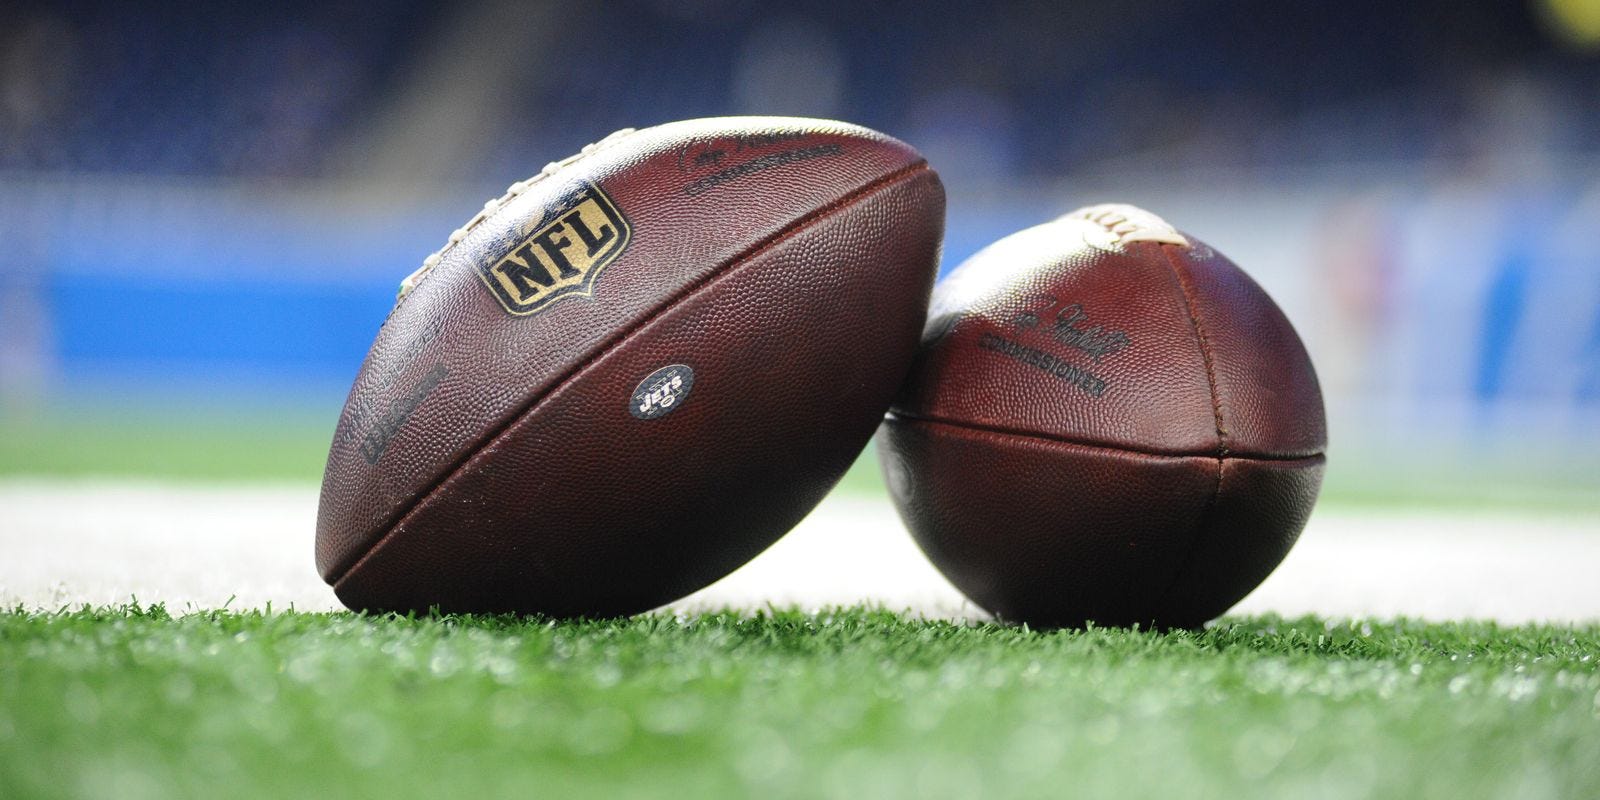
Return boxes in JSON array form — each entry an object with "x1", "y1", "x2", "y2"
[
  {"x1": 391, "y1": 127, "x2": 640, "y2": 311},
  {"x1": 886, "y1": 413, "x2": 1322, "y2": 624},
  {"x1": 328, "y1": 159, "x2": 936, "y2": 588},
  {"x1": 883, "y1": 412, "x2": 1323, "y2": 463},
  {"x1": 1159, "y1": 244, "x2": 1229, "y2": 457},
  {"x1": 1154, "y1": 242, "x2": 1232, "y2": 618}
]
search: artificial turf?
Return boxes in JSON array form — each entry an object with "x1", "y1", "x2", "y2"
[{"x1": 2, "y1": 605, "x2": 1597, "y2": 800}]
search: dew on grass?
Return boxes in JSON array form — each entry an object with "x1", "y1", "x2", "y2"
[
  {"x1": 981, "y1": 666, "x2": 1009, "y2": 689},
  {"x1": 589, "y1": 656, "x2": 624, "y2": 686},
  {"x1": 428, "y1": 648, "x2": 461, "y2": 678},
  {"x1": 6, "y1": 607, "x2": 1600, "y2": 798},
  {"x1": 483, "y1": 653, "x2": 519, "y2": 683},
  {"x1": 1495, "y1": 675, "x2": 1538, "y2": 702}
]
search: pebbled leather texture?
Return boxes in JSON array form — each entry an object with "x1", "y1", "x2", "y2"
[
  {"x1": 881, "y1": 206, "x2": 1325, "y2": 628},
  {"x1": 317, "y1": 116, "x2": 944, "y2": 616}
]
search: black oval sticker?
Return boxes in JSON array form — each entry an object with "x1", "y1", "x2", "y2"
[{"x1": 630, "y1": 364, "x2": 694, "y2": 420}]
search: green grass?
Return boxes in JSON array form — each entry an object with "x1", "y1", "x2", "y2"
[
  {"x1": 0, "y1": 413, "x2": 335, "y2": 484},
  {"x1": 2, "y1": 606, "x2": 1597, "y2": 800}
]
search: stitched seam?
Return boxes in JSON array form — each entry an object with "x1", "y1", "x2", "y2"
[
  {"x1": 1161, "y1": 246, "x2": 1228, "y2": 457},
  {"x1": 1152, "y1": 243, "x2": 1231, "y2": 617},
  {"x1": 887, "y1": 412, "x2": 1325, "y2": 464},
  {"x1": 391, "y1": 127, "x2": 638, "y2": 315},
  {"x1": 331, "y1": 160, "x2": 934, "y2": 587}
]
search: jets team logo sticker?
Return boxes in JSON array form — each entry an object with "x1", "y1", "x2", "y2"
[
  {"x1": 630, "y1": 364, "x2": 695, "y2": 420},
  {"x1": 478, "y1": 182, "x2": 631, "y2": 316}
]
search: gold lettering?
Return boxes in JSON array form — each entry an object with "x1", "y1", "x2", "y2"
[{"x1": 476, "y1": 185, "x2": 631, "y2": 315}]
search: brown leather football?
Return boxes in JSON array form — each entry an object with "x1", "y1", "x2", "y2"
[
  {"x1": 317, "y1": 116, "x2": 944, "y2": 617},
  {"x1": 880, "y1": 204, "x2": 1325, "y2": 629}
]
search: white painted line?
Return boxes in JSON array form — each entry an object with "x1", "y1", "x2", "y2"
[{"x1": 2, "y1": 481, "x2": 1595, "y2": 623}]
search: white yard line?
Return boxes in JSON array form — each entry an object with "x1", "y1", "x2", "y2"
[{"x1": 1, "y1": 480, "x2": 1596, "y2": 623}]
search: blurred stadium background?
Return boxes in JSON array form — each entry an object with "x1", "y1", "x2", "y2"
[
  {"x1": 7, "y1": 8, "x2": 1600, "y2": 800},
  {"x1": 1, "y1": 1, "x2": 1597, "y2": 531}
]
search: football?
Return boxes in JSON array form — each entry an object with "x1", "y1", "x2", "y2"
[
  {"x1": 880, "y1": 204, "x2": 1325, "y2": 628},
  {"x1": 316, "y1": 116, "x2": 945, "y2": 617}
]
